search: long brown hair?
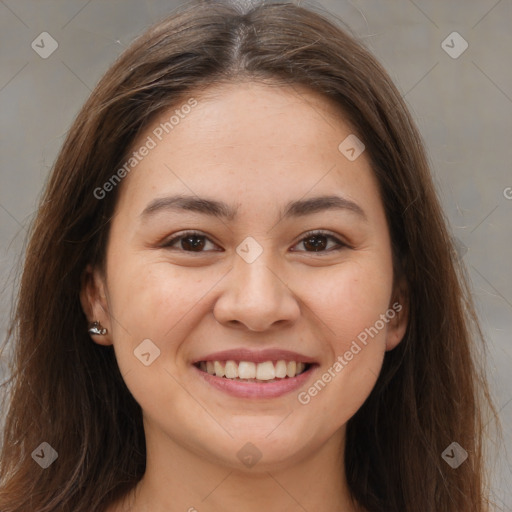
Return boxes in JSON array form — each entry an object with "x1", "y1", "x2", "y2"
[{"x1": 0, "y1": 1, "x2": 502, "y2": 510}]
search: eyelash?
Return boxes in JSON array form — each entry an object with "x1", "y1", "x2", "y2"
[{"x1": 161, "y1": 229, "x2": 347, "y2": 254}]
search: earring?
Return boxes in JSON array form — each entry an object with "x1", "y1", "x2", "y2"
[{"x1": 88, "y1": 321, "x2": 108, "y2": 335}]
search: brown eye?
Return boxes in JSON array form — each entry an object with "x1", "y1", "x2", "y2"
[
  {"x1": 293, "y1": 231, "x2": 346, "y2": 253},
  {"x1": 161, "y1": 230, "x2": 346, "y2": 254},
  {"x1": 162, "y1": 231, "x2": 218, "y2": 252}
]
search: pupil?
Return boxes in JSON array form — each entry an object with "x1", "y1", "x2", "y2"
[
  {"x1": 304, "y1": 235, "x2": 327, "y2": 251},
  {"x1": 183, "y1": 235, "x2": 204, "y2": 251}
]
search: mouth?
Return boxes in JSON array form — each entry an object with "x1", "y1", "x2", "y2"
[
  {"x1": 191, "y1": 350, "x2": 318, "y2": 399},
  {"x1": 193, "y1": 359, "x2": 312, "y2": 383}
]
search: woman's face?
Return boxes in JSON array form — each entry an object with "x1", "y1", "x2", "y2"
[{"x1": 83, "y1": 81, "x2": 407, "y2": 472}]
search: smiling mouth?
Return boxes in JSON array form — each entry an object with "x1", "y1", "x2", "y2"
[{"x1": 194, "y1": 360, "x2": 312, "y2": 383}]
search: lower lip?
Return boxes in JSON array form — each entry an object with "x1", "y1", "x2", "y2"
[{"x1": 193, "y1": 364, "x2": 317, "y2": 399}]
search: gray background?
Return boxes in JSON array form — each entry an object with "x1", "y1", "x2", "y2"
[{"x1": 0, "y1": 0, "x2": 510, "y2": 509}]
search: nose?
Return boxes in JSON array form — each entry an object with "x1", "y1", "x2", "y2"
[{"x1": 212, "y1": 249, "x2": 301, "y2": 332}]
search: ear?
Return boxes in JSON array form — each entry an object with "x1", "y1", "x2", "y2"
[
  {"x1": 80, "y1": 264, "x2": 113, "y2": 346},
  {"x1": 385, "y1": 274, "x2": 409, "y2": 352}
]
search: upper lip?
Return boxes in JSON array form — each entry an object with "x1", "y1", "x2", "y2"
[{"x1": 192, "y1": 348, "x2": 317, "y2": 364}]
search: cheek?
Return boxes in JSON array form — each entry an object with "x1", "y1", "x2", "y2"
[
  {"x1": 296, "y1": 281, "x2": 391, "y2": 429},
  {"x1": 307, "y1": 256, "x2": 394, "y2": 343},
  {"x1": 109, "y1": 256, "x2": 207, "y2": 326},
  {"x1": 105, "y1": 259, "x2": 208, "y2": 411},
  {"x1": 104, "y1": 256, "x2": 211, "y2": 373}
]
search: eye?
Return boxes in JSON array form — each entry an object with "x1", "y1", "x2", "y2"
[
  {"x1": 161, "y1": 229, "x2": 347, "y2": 254},
  {"x1": 291, "y1": 230, "x2": 347, "y2": 254},
  {"x1": 161, "y1": 231, "x2": 219, "y2": 253}
]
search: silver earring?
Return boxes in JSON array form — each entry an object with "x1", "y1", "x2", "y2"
[{"x1": 88, "y1": 321, "x2": 108, "y2": 335}]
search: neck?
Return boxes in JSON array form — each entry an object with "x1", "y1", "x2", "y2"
[{"x1": 112, "y1": 420, "x2": 363, "y2": 512}]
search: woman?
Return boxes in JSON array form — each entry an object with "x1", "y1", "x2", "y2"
[{"x1": 0, "y1": 1, "x2": 502, "y2": 511}]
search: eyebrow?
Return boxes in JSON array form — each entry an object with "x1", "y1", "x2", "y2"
[{"x1": 140, "y1": 194, "x2": 367, "y2": 222}]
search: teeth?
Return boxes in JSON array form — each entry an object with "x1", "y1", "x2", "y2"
[
  {"x1": 256, "y1": 361, "x2": 275, "y2": 381},
  {"x1": 275, "y1": 360, "x2": 287, "y2": 378},
  {"x1": 238, "y1": 361, "x2": 256, "y2": 379},
  {"x1": 198, "y1": 359, "x2": 309, "y2": 380},
  {"x1": 286, "y1": 361, "x2": 296, "y2": 378},
  {"x1": 214, "y1": 361, "x2": 225, "y2": 377},
  {"x1": 224, "y1": 360, "x2": 238, "y2": 379}
]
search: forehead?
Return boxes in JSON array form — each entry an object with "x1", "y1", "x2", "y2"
[{"x1": 114, "y1": 81, "x2": 381, "y2": 221}]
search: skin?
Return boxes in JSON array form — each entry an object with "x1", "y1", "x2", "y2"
[{"x1": 81, "y1": 80, "x2": 408, "y2": 512}]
